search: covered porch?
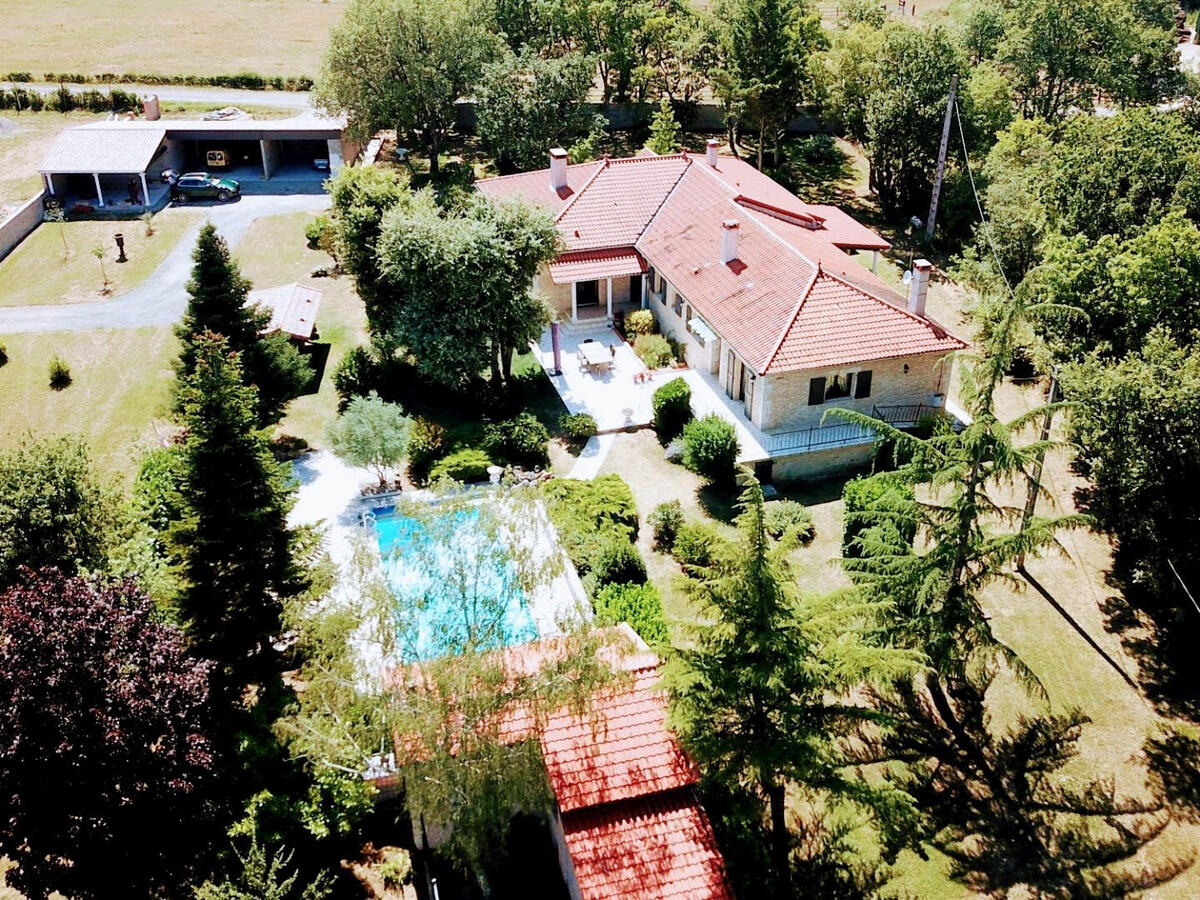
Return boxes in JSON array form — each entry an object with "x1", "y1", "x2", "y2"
[{"x1": 549, "y1": 248, "x2": 647, "y2": 323}]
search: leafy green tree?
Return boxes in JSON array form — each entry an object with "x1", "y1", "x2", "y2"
[
  {"x1": 668, "y1": 480, "x2": 918, "y2": 899},
  {"x1": 645, "y1": 97, "x2": 683, "y2": 155},
  {"x1": 1063, "y1": 332, "x2": 1200, "y2": 629},
  {"x1": 476, "y1": 49, "x2": 598, "y2": 173},
  {"x1": 175, "y1": 224, "x2": 309, "y2": 425},
  {"x1": 170, "y1": 334, "x2": 306, "y2": 701},
  {"x1": 0, "y1": 436, "x2": 112, "y2": 587},
  {"x1": 548, "y1": 0, "x2": 656, "y2": 102},
  {"x1": 0, "y1": 571, "x2": 218, "y2": 900},
  {"x1": 998, "y1": 0, "x2": 1178, "y2": 121},
  {"x1": 195, "y1": 834, "x2": 332, "y2": 900},
  {"x1": 712, "y1": 0, "x2": 824, "y2": 168},
  {"x1": 327, "y1": 164, "x2": 411, "y2": 324},
  {"x1": 807, "y1": 21, "x2": 882, "y2": 141},
  {"x1": 316, "y1": 0, "x2": 503, "y2": 175},
  {"x1": 279, "y1": 487, "x2": 614, "y2": 885},
  {"x1": 326, "y1": 391, "x2": 412, "y2": 485},
  {"x1": 375, "y1": 192, "x2": 559, "y2": 388}
]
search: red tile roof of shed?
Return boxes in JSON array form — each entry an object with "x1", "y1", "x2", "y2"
[
  {"x1": 540, "y1": 664, "x2": 697, "y2": 813},
  {"x1": 562, "y1": 789, "x2": 734, "y2": 900}
]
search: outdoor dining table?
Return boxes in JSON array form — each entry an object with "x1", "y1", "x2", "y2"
[{"x1": 580, "y1": 341, "x2": 612, "y2": 372}]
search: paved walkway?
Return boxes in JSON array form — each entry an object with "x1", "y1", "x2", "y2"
[
  {"x1": 0, "y1": 194, "x2": 330, "y2": 333},
  {"x1": 566, "y1": 433, "x2": 617, "y2": 480}
]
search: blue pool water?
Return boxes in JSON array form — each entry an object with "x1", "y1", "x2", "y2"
[{"x1": 373, "y1": 505, "x2": 538, "y2": 662}]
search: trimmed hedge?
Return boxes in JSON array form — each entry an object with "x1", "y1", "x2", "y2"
[
  {"x1": 40, "y1": 71, "x2": 314, "y2": 91},
  {"x1": 634, "y1": 333, "x2": 673, "y2": 368},
  {"x1": 593, "y1": 582, "x2": 668, "y2": 645},
  {"x1": 681, "y1": 414, "x2": 739, "y2": 485},
  {"x1": 625, "y1": 309, "x2": 656, "y2": 336},
  {"x1": 763, "y1": 500, "x2": 815, "y2": 545},
  {"x1": 652, "y1": 377, "x2": 692, "y2": 442},
  {"x1": 0, "y1": 86, "x2": 138, "y2": 113},
  {"x1": 558, "y1": 412, "x2": 598, "y2": 447},
  {"x1": 482, "y1": 412, "x2": 550, "y2": 468},
  {"x1": 429, "y1": 448, "x2": 493, "y2": 484},
  {"x1": 588, "y1": 536, "x2": 648, "y2": 589},
  {"x1": 648, "y1": 500, "x2": 683, "y2": 552},
  {"x1": 542, "y1": 474, "x2": 638, "y2": 574},
  {"x1": 842, "y1": 474, "x2": 916, "y2": 558}
]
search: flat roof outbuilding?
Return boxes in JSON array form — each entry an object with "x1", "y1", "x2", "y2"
[{"x1": 39, "y1": 126, "x2": 167, "y2": 175}]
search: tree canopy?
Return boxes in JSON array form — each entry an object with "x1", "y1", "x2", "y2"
[
  {"x1": 327, "y1": 392, "x2": 412, "y2": 485},
  {"x1": 0, "y1": 571, "x2": 218, "y2": 899}
]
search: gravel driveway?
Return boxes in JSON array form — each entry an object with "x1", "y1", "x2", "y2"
[{"x1": 0, "y1": 194, "x2": 331, "y2": 334}]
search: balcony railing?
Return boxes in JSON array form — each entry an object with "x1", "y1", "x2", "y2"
[{"x1": 762, "y1": 403, "x2": 952, "y2": 455}]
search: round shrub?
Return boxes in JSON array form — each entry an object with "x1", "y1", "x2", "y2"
[
  {"x1": 671, "y1": 522, "x2": 721, "y2": 571},
  {"x1": 593, "y1": 582, "x2": 669, "y2": 645},
  {"x1": 429, "y1": 448, "x2": 493, "y2": 484},
  {"x1": 625, "y1": 309, "x2": 657, "y2": 336},
  {"x1": 648, "y1": 500, "x2": 684, "y2": 552},
  {"x1": 304, "y1": 215, "x2": 332, "y2": 248},
  {"x1": 652, "y1": 377, "x2": 692, "y2": 442},
  {"x1": 482, "y1": 412, "x2": 550, "y2": 468},
  {"x1": 406, "y1": 417, "x2": 448, "y2": 486},
  {"x1": 681, "y1": 414, "x2": 739, "y2": 484},
  {"x1": 559, "y1": 412, "x2": 598, "y2": 447},
  {"x1": 48, "y1": 355, "x2": 72, "y2": 390},
  {"x1": 588, "y1": 536, "x2": 648, "y2": 589},
  {"x1": 333, "y1": 345, "x2": 376, "y2": 408},
  {"x1": 634, "y1": 333, "x2": 673, "y2": 369},
  {"x1": 0, "y1": 340, "x2": 7, "y2": 367},
  {"x1": 763, "y1": 500, "x2": 815, "y2": 544}
]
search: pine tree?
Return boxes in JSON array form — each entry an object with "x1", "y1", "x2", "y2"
[
  {"x1": 667, "y1": 479, "x2": 918, "y2": 899},
  {"x1": 175, "y1": 224, "x2": 309, "y2": 425},
  {"x1": 646, "y1": 97, "x2": 682, "y2": 155},
  {"x1": 170, "y1": 333, "x2": 304, "y2": 702}
]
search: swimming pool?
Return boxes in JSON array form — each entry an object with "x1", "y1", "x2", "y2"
[{"x1": 372, "y1": 503, "x2": 539, "y2": 662}]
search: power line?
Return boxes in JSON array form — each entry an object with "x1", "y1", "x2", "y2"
[
  {"x1": 952, "y1": 98, "x2": 1014, "y2": 296},
  {"x1": 1168, "y1": 559, "x2": 1200, "y2": 618}
]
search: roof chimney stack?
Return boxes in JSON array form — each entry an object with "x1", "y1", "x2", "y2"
[
  {"x1": 549, "y1": 147, "x2": 568, "y2": 191},
  {"x1": 908, "y1": 259, "x2": 932, "y2": 317},
  {"x1": 706, "y1": 138, "x2": 719, "y2": 167},
  {"x1": 721, "y1": 219, "x2": 740, "y2": 264}
]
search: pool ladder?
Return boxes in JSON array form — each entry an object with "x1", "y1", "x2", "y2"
[{"x1": 360, "y1": 509, "x2": 377, "y2": 529}]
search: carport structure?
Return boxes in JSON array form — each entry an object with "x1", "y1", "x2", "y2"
[{"x1": 39, "y1": 114, "x2": 351, "y2": 211}]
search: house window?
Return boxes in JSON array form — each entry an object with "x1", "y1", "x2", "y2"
[
  {"x1": 807, "y1": 369, "x2": 872, "y2": 406},
  {"x1": 673, "y1": 291, "x2": 686, "y2": 317}
]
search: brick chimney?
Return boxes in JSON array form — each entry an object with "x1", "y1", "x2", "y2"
[
  {"x1": 706, "y1": 138, "x2": 719, "y2": 166},
  {"x1": 549, "y1": 147, "x2": 568, "y2": 191},
  {"x1": 908, "y1": 259, "x2": 932, "y2": 317},
  {"x1": 721, "y1": 219, "x2": 739, "y2": 264}
]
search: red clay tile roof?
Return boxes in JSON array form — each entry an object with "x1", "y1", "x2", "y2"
[
  {"x1": 549, "y1": 248, "x2": 648, "y2": 285},
  {"x1": 561, "y1": 789, "x2": 734, "y2": 900},
  {"x1": 475, "y1": 160, "x2": 603, "y2": 214},
  {"x1": 555, "y1": 155, "x2": 690, "y2": 251},
  {"x1": 539, "y1": 664, "x2": 697, "y2": 814}
]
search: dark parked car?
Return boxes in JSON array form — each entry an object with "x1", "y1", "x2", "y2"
[{"x1": 171, "y1": 172, "x2": 240, "y2": 203}]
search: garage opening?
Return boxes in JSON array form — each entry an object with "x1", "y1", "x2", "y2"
[{"x1": 183, "y1": 138, "x2": 263, "y2": 180}]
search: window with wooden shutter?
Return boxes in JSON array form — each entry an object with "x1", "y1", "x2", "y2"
[
  {"x1": 854, "y1": 369, "x2": 872, "y2": 399},
  {"x1": 808, "y1": 376, "x2": 826, "y2": 406}
]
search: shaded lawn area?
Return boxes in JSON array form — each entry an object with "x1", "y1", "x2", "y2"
[
  {"x1": 233, "y1": 211, "x2": 369, "y2": 452},
  {"x1": 0, "y1": 325, "x2": 177, "y2": 479},
  {"x1": 0, "y1": 210, "x2": 198, "y2": 307},
  {"x1": 0, "y1": 0, "x2": 342, "y2": 77}
]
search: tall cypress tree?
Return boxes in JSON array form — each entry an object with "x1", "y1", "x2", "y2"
[
  {"x1": 170, "y1": 333, "x2": 304, "y2": 702},
  {"x1": 175, "y1": 224, "x2": 310, "y2": 425},
  {"x1": 667, "y1": 480, "x2": 918, "y2": 899}
]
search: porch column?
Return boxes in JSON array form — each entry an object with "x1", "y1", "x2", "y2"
[
  {"x1": 92, "y1": 173, "x2": 105, "y2": 207},
  {"x1": 605, "y1": 277, "x2": 613, "y2": 319},
  {"x1": 641, "y1": 274, "x2": 647, "y2": 309},
  {"x1": 44, "y1": 173, "x2": 55, "y2": 196},
  {"x1": 139, "y1": 172, "x2": 150, "y2": 208},
  {"x1": 570, "y1": 281, "x2": 578, "y2": 323},
  {"x1": 871, "y1": 250, "x2": 879, "y2": 274}
]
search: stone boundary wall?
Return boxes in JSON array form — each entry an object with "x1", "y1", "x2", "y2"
[{"x1": 0, "y1": 190, "x2": 44, "y2": 262}]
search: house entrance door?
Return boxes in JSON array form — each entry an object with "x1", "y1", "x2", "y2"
[
  {"x1": 741, "y1": 368, "x2": 754, "y2": 420},
  {"x1": 725, "y1": 350, "x2": 741, "y2": 400},
  {"x1": 576, "y1": 280, "x2": 600, "y2": 310}
]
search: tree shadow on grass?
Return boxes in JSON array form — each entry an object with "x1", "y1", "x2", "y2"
[
  {"x1": 298, "y1": 341, "x2": 331, "y2": 396},
  {"x1": 769, "y1": 134, "x2": 859, "y2": 206},
  {"x1": 697, "y1": 482, "x2": 741, "y2": 524}
]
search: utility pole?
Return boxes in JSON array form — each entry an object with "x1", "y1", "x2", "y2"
[
  {"x1": 1016, "y1": 368, "x2": 1058, "y2": 570},
  {"x1": 924, "y1": 73, "x2": 958, "y2": 244}
]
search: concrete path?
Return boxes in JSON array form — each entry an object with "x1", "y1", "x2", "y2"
[
  {"x1": 3, "y1": 82, "x2": 315, "y2": 111},
  {"x1": 0, "y1": 194, "x2": 330, "y2": 334},
  {"x1": 566, "y1": 433, "x2": 616, "y2": 480}
]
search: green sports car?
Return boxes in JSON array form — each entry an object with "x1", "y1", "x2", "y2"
[{"x1": 171, "y1": 172, "x2": 241, "y2": 203}]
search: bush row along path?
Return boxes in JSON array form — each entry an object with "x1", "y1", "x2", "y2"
[
  {"x1": 0, "y1": 194, "x2": 330, "y2": 333},
  {"x1": 1, "y1": 82, "x2": 316, "y2": 111}
]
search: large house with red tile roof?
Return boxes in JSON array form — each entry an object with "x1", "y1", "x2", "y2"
[{"x1": 477, "y1": 143, "x2": 968, "y2": 479}]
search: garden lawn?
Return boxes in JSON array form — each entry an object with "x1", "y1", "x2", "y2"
[
  {"x1": 0, "y1": 0, "x2": 343, "y2": 78},
  {"x1": 0, "y1": 325, "x2": 177, "y2": 478},
  {"x1": 235, "y1": 211, "x2": 368, "y2": 450},
  {"x1": 0, "y1": 110, "x2": 102, "y2": 208},
  {"x1": 0, "y1": 210, "x2": 198, "y2": 307}
]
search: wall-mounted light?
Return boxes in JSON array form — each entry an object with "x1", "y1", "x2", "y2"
[{"x1": 903, "y1": 363, "x2": 909, "y2": 374}]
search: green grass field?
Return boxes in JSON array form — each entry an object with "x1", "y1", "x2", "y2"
[
  {"x1": 0, "y1": 1, "x2": 344, "y2": 78},
  {"x1": 0, "y1": 325, "x2": 178, "y2": 479},
  {"x1": 0, "y1": 210, "x2": 198, "y2": 307}
]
